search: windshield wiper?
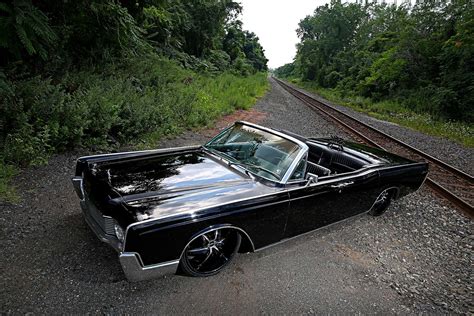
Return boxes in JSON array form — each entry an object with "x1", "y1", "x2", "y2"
[{"x1": 229, "y1": 161, "x2": 281, "y2": 181}]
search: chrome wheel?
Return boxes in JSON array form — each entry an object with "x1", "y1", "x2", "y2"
[
  {"x1": 369, "y1": 189, "x2": 395, "y2": 216},
  {"x1": 180, "y1": 228, "x2": 241, "y2": 277}
]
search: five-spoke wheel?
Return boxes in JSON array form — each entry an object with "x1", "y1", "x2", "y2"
[{"x1": 180, "y1": 228, "x2": 241, "y2": 277}]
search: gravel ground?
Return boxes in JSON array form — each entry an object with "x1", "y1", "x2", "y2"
[
  {"x1": 1, "y1": 78, "x2": 472, "y2": 314},
  {"x1": 283, "y1": 80, "x2": 474, "y2": 175}
]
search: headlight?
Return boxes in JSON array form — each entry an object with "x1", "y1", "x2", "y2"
[{"x1": 114, "y1": 224, "x2": 124, "y2": 243}]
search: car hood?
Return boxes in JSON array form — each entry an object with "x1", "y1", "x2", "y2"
[{"x1": 92, "y1": 150, "x2": 272, "y2": 222}]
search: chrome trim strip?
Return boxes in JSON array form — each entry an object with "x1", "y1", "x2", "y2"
[
  {"x1": 119, "y1": 252, "x2": 179, "y2": 282},
  {"x1": 238, "y1": 121, "x2": 308, "y2": 150},
  {"x1": 237, "y1": 121, "x2": 310, "y2": 184},
  {"x1": 77, "y1": 145, "x2": 201, "y2": 160},
  {"x1": 287, "y1": 152, "x2": 308, "y2": 183},
  {"x1": 255, "y1": 211, "x2": 370, "y2": 253},
  {"x1": 121, "y1": 186, "x2": 408, "y2": 281},
  {"x1": 123, "y1": 166, "x2": 382, "y2": 240},
  {"x1": 281, "y1": 146, "x2": 309, "y2": 183}
]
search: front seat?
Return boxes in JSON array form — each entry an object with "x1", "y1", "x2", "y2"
[{"x1": 306, "y1": 161, "x2": 331, "y2": 176}]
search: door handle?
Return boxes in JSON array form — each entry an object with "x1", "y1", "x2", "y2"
[{"x1": 330, "y1": 181, "x2": 354, "y2": 189}]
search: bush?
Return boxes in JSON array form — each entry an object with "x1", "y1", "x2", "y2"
[{"x1": 0, "y1": 55, "x2": 268, "y2": 167}]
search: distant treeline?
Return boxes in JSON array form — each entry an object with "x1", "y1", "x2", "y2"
[{"x1": 275, "y1": 0, "x2": 473, "y2": 122}]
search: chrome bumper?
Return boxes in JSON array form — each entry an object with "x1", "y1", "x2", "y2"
[
  {"x1": 119, "y1": 254, "x2": 179, "y2": 282},
  {"x1": 72, "y1": 176, "x2": 179, "y2": 282}
]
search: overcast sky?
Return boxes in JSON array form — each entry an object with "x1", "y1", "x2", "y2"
[{"x1": 239, "y1": 0, "x2": 328, "y2": 69}]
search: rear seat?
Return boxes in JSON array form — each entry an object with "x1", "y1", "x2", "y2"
[
  {"x1": 330, "y1": 151, "x2": 367, "y2": 171},
  {"x1": 306, "y1": 141, "x2": 367, "y2": 172}
]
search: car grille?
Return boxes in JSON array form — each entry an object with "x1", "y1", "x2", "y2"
[{"x1": 85, "y1": 195, "x2": 115, "y2": 236}]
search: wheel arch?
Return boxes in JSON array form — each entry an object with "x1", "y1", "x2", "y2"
[{"x1": 386, "y1": 186, "x2": 401, "y2": 200}]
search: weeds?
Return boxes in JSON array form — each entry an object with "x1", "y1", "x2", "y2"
[
  {"x1": 295, "y1": 81, "x2": 473, "y2": 148},
  {"x1": 0, "y1": 164, "x2": 18, "y2": 203},
  {"x1": 0, "y1": 55, "x2": 268, "y2": 202}
]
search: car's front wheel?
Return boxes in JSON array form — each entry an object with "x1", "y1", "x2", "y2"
[{"x1": 180, "y1": 228, "x2": 241, "y2": 277}]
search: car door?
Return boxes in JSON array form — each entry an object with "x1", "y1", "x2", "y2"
[{"x1": 284, "y1": 168, "x2": 380, "y2": 238}]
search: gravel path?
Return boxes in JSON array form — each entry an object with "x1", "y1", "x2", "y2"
[
  {"x1": 283, "y1": 80, "x2": 474, "y2": 175},
  {"x1": 1, "y1": 78, "x2": 472, "y2": 314}
]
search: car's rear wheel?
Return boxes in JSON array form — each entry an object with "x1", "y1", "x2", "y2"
[
  {"x1": 369, "y1": 188, "x2": 396, "y2": 216},
  {"x1": 180, "y1": 228, "x2": 241, "y2": 277}
]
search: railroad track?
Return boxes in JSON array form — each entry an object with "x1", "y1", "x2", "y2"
[{"x1": 274, "y1": 77, "x2": 474, "y2": 218}]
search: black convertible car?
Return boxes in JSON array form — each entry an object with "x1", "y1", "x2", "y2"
[{"x1": 72, "y1": 121, "x2": 428, "y2": 281}]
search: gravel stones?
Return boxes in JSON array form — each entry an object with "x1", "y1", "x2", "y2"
[
  {"x1": 1, "y1": 78, "x2": 472, "y2": 314},
  {"x1": 286, "y1": 81, "x2": 474, "y2": 175}
]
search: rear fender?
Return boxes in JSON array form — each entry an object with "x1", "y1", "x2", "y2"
[{"x1": 378, "y1": 162, "x2": 429, "y2": 198}]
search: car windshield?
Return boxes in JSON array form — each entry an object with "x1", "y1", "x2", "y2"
[{"x1": 204, "y1": 123, "x2": 302, "y2": 181}]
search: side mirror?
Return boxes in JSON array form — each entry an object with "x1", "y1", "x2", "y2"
[{"x1": 305, "y1": 173, "x2": 318, "y2": 186}]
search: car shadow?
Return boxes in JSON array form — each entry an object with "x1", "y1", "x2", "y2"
[{"x1": 53, "y1": 213, "x2": 127, "y2": 284}]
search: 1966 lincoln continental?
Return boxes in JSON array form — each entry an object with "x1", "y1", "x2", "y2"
[{"x1": 72, "y1": 121, "x2": 428, "y2": 281}]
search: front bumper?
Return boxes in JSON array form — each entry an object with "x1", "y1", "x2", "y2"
[{"x1": 72, "y1": 176, "x2": 179, "y2": 281}]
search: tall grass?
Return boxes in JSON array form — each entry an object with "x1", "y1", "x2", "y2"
[
  {"x1": 0, "y1": 164, "x2": 18, "y2": 203},
  {"x1": 0, "y1": 55, "x2": 269, "y2": 202}
]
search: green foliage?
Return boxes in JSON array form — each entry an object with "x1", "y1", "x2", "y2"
[
  {"x1": 274, "y1": 63, "x2": 297, "y2": 78},
  {"x1": 0, "y1": 163, "x2": 18, "y2": 203},
  {"x1": 0, "y1": 0, "x2": 267, "y2": 73},
  {"x1": 0, "y1": 0, "x2": 57, "y2": 61},
  {"x1": 295, "y1": 1, "x2": 366, "y2": 86},
  {"x1": 223, "y1": 21, "x2": 268, "y2": 74},
  {"x1": 88, "y1": 1, "x2": 151, "y2": 57},
  {"x1": 0, "y1": 56, "x2": 268, "y2": 167},
  {"x1": 361, "y1": 47, "x2": 407, "y2": 98},
  {"x1": 0, "y1": 0, "x2": 269, "y2": 200},
  {"x1": 205, "y1": 50, "x2": 231, "y2": 71},
  {"x1": 277, "y1": 1, "x2": 474, "y2": 124},
  {"x1": 180, "y1": 0, "x2": 241, "y2": 58},
  {"x1": 296, "y1": 81, "x2": 474, "y2": 148}
]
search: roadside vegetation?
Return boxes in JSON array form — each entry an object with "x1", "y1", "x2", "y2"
[
  {"x1": 275, "y1": 1, "x2": 473, "y2": 147},
  {"x1": 0, "y1": 0, "x2": 269, "y2": 202},
  {"x1": 294, "y1": 80, "x2": 474, "y2": 147}
]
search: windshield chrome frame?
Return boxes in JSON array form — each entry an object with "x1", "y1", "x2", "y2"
[{"x1": 204, "y1": 121, "x2": 308, "y2": 185}]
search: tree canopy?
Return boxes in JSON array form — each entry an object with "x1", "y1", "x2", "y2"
[
  {"x1": 275, "y1": 0, "x2": 473, "y2": 122},
  {"x1": 0, "y1": 0, "x2": 269, "y2": 170},
  {"x1": 0, "y1": 0, "x2": 268, "y2": 74}
]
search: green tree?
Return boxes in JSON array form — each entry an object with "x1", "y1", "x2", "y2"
[
  {"x1": 0, "y1": 0, "x2": 57, "y2": 62},
  {"x1": 278, "y1": 0, "x2": 473, "y2": 122}
]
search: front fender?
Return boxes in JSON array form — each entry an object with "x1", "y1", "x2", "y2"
[{"x1": 123, "y1": 210, "x2": 257, "y2": 266}]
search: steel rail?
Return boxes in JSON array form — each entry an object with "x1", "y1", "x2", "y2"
[{"x1": 274, "y1": 77, "x2": 473, "y2": 217}]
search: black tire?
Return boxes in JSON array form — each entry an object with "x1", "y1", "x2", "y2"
[
  {"x1": 369, "y1": 189, "x2": 396, "y2": 216},
  {"x1": 180, "y1": 228, "x2": 241, "y2": 277}
]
